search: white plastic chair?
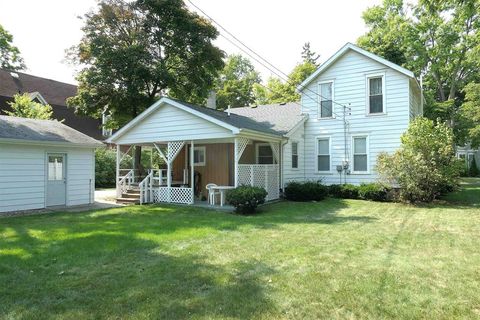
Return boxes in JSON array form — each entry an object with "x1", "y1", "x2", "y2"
[{"x1": 206, "y1": 183, "x2": 220, "y2": 205}]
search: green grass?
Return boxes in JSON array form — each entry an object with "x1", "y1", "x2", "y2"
[{"x1": 1, "y1": 182, "x2": 480, "y2": 319}]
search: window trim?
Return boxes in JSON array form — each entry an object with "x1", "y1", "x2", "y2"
[
  {"x1": 291, "y1": 141, "x2": 299, "y2": 170},
  {"x1": 351, "y1": 135, "x2": 370, "y2": 174},
  {"x1": 316, "y1": 136, "x2": 331, "y2": 173},
  {"x1": 318, "y1": 80, "x2": 335, "y2": 119},
  {"x1": 255, "y1": 143, "x2": 274, "y2": 164},
  {"x1": 366, "y1": 72, "x2": 386, "y2": 115},
  {"x1": 193, "y1": 146, "x2": 206, "y2": 166}
]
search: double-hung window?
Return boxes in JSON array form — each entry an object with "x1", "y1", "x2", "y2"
[
  {"x1": 291, "y1": 142, "x2": 298, "y2": 169},
  {"x1": 257, "y1": 144, "x2": 274, "y2": 164},
  {"x1": 319, "y1": 81, "x2": 333, "y2": 118},
  {"x1": 353, "y1": 136, "x2": 368, "y2": 172},
  {"x1": 367, "y1": 75, "x2": 384, "y2": 114},
  {"x1": 317, "y1": 138, "x2": 330, "y2": 172},
  {"x1": 193, "y1": 146, "x2": 206, "y2": 166}
]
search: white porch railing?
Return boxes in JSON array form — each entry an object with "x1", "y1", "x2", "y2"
[
  {"x1": 139, "y1": 171, "x2": 154, "y2": 204},
  {"x1": 237, "y1": 164, "x2": 280, "y2": 201},
  {"x1": 117, "y1": 169, "x2": 134, "y2": 197}
]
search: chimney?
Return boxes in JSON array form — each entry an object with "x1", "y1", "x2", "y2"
[{"x1": 207, "y1": 90, "x2": 216, "y2": 109}]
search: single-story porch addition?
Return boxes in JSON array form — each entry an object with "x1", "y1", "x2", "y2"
[{"x1": 106, "y1": 97, "x2": 288, "y2": 205}]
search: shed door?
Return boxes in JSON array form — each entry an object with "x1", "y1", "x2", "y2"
[{"x1": 46, "y1": 154, "x2": 66, "y2": 206}]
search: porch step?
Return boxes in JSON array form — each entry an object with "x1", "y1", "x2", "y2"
[
  {"x1": 116, "y1": 197, "x2": 140, "y2": 205},
  {"x1": 122, "y1": 192, "x2": 140, "y2": 199}
]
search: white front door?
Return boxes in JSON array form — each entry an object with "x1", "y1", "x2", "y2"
[{"x1": 46, "y1": 154, "x2": 66, "y2": 206}]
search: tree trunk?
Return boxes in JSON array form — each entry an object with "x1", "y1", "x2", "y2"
[{"x1": 133, "y1": 145, "x2": 142, "y2": 181}]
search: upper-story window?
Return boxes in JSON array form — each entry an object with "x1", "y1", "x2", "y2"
[
  {"x1": 367, "y1": 74, "x2": 385, "y2": 114},
  {"x1": 319, "y1": 81, "x2": 334, "y2": 118}
]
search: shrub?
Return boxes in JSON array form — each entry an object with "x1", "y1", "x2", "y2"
[
  {"x1": 377, "y1": 117, "x2": 461, "y2": 202},
  {"x1": 95, "y1": 148, "x2": 117, "y2": 188},
  {"x1": 284, "y1": 181, "x2": 328, "y2": 201},
  {"x1": 358, "y1": 183, "x2": 389, "y2": 201},
  {"x1": 226, "y1": 186, "x2": 268, "y2": 214},
  {"x1": 328, "y1": 184, "x2": 360, "y2": 199}
]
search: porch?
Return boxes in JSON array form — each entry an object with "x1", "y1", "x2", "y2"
[{"x1": 115, "y1": 137, "x2": 281, "y2": 206}]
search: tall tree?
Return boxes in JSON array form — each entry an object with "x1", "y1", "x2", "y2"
[
  {"x1": 357, "y1": 0, "x2": 480, "y2": 143},
  {"x1": 215, "y1": 54, "x2": 261, "y2": 109},
  {"x1": 0, "y1": 24, "x2": 25, "y2": 71},
  {"x1": 67, "y1": 0, "x2": 224, "y2": 169},
  {"x1": 301, "y1": 42, "x2": 320, "y2": 66},
  {"x1": 6, "y1": 93, "x2": 53, "y2": 120},
  {"x1": 459, "y1": 83, "x2": 480, "y2": 148},
  {"x1": 254, "y1": 61, "x2": 317, "y2": 104}
]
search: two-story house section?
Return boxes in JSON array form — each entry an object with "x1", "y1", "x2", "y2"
[{"x1": 282, "y1": 43, "x2": 423, "y2": 185}]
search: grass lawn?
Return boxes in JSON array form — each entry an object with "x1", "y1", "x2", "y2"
[{"x1": 1, "y1": 180, "x2": 480, "y2": 319}]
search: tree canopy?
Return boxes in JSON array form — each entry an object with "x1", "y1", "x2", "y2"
[
  {"x1": 0, "y1": 24, "x2": 25, "y2": 71},
  {"x1": 215, "y1": 54, "x2": 261, "y2": 109},
  {"x1": 67, "y1": 0, "x2": 224, "y2": 127},
  {"x1": 358, "y1": 0, "x2": 480, "y2": 144},
  {"x1": 5, "y1": 93, "x2": 54, "y2": 120}
]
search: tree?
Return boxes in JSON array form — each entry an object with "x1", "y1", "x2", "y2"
[
  {"x1": 358, "y1": 0, "x2": 480, "y2": 144},
  {"x1": 67, "y1": 0, "x2": 224, "y2": 169},
  {"x1": 5, "y1": 93, "x2": 53, "y2": 120},
  {"x1": 377, "y1": 117, "x2": 461, "y2": 202},
  {"x1": 254, "y1": 61, "x2": 317, "y2": 104},
  {"x1": 459, "y1": 82, "x2": 480, "y2": 147},
  {"x1": 0, "y1": 24, "x2": 25, "y2": 71},
  {"x1": 215, "y1": 54, "x2": 261, "y2": 109},
  {"x1": 301, "y1": 42, "x2": 320, "y2": 66}
]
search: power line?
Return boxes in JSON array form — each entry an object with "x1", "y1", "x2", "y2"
[{"x1": 186, "y1": 0, "x2": 349, "y2": 117}]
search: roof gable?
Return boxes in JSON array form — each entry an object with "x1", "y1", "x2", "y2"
[{"x1": 298, "y1": 43, "x2": 416, "y2": 91}]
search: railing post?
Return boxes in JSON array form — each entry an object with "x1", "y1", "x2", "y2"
[{"x1": 150, "y1": 173, "x2": 153, "y2": 202}]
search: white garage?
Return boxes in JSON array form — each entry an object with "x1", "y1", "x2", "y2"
[{"x1": 0, "y1": 115, "x2": 103, "y2": 213}]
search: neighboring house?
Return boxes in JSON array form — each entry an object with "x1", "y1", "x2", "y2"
[
  {"x1": 0, "y1": 69, "x2": 105, "y2": 140},
  {"x1": 456, "y1": 145, "x2": 480, "y2": 171},
  {"x1": 0, "y1": 116, "x2": 103, "y2": 213},
  {"x1": 106, "y1": 43, "x2": 423, "y2": 205}
]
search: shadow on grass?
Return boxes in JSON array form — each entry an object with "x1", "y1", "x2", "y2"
[{"x1": 0, "y1": 230, "x2": 276, "y2": 319}]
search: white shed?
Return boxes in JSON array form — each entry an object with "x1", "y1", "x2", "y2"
[{"x1": 0, "y1": 115, "x2": 103, "y2": 213}]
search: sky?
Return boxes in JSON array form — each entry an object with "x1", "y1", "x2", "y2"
[{"x1": 0, "y1": 0, "x2": 382, "y2": 85}]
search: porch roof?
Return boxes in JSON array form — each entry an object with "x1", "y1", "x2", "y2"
[{"x1": 107, "y1": 97, "x2": 305, "y2": 144}]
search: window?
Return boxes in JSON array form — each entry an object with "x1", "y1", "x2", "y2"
[
  {"x1": 317, "y1": 138, "x2": 330, "y2": 172},
  {"x1": 291, "y1": 142, "x2": 298, "y2": 169},
  {"x1": 48, "y1": 155, "x2": 64, "y2": 181},
  {"x1": 256, "y1": 144, "x2": 274, "y2": 164},
  {"x1": 319, "y1": 81, "x2": 333, "y2": 118},
  {"x1": 102, "y1": 112, "x2": 112, "y2": 137},
  {"x1": 353, "y1": 136, "x2": 368, "y2": 172},
  {"x1": 193, "y1": 146, "x2": 206, "y2": 166},
  {"x1": 367, "y1": 75, "x2": 384, "y2": 114}
]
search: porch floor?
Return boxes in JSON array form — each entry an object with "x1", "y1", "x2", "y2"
[{"x1": 192, "y1": 200, "x2": 234, "y2": 211}]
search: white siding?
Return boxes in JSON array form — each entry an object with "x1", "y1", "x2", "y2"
[
  {"x1": 115, "y1": 103, "x2": 233, "y2": 144},
  {"x1": 409, "y1": 80, "x2": 422, "y2": 119},
  {"x1": 282, "y1": 124, "x2": 305, "y2": 186},
  {"x1": 0, "y1": 143, "x2": 95, "y2": 213},
  {"x1": 301, "y1": 50, "x2": 411, "y2": 185}
]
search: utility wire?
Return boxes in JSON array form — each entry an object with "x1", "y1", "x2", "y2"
[{"x1": 186, "y1": 0, "x2": 350, "y2": 118}]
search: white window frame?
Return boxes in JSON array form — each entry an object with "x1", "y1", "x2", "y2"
[
  {"x1": 318, "y1": 80, "x2": 335, "y2": 119},
  {"x1": 316, "y1": 136, "x2": 331, "y2": 173},
  {"x1": 255, "y1": 143, "x2": 274, "y2": 164},
  {"x1": 366, "y1": 72, "x2": 386, "y2": 115},
  {"x1": 351, "y1": 135, "x2": 369, "y2": 174},
  {"x1": 193, "y1": 146, "x2": 206, "y2": 166},
  {"x1": 291, "y1": 141, "x2": 299, "y2": 169}
]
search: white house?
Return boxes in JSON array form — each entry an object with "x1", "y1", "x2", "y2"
[
  {"x1": 107, "y1": 43, "x2": 423, "y2": 205},
  {"x1": 0, "y1": 116, "x2": 103, "y2": 213}
]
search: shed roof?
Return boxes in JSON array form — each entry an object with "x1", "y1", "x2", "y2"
[{"x1": 0, "y1": 115, "x2": 103, "y2": 147}]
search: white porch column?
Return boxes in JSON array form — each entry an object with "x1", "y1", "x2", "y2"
[
  {"x1": 234, "y1": 137, "x2": 250, "y2": 187},
  {"x1": 116, "y1": 144, "x2": 121, "y2": 197},
  {"x1": 167, "y1": 158, "x2": 172, "y2": 203},
  {"x1": 190, "y1": 140, "x2": 194, "y2": 204}
]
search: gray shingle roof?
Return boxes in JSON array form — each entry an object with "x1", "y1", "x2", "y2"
[
  {"x1": 0, "y1": 115, "x2": 103, "y2": 146},
  {"x1": 169, "y1": 98, "x2": 305, "y2": 136}
]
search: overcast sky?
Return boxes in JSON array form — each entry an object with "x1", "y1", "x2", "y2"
[{"x1": 0, "y1": 0, "x2": 383, "y2": 85}]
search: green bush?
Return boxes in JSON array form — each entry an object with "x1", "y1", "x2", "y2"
[
  {"x1": 358, "y1": 183, "x2": 389, "y2": 201},
  {"x1": 226, "y1": 186, "x2": 268, "y2": 214},
  {"x1": 328, "y1": 184, "x2": 360, "y2": 199},
  {"x1": 95, "y1": 148, "x2": 117, "y2": 188},
  {"x1": 377, "y1": 117, "x2": 461, "y2": 203},
  {"x1": 284, "y1": 181, "x2": 328, "y2": 201}
]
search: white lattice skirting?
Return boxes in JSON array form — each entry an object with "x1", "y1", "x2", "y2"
[
  {"x1": 152, "y1": 187, "x2": 193, "y2": 204},
  {"x1": 237, "y1": 164, "x2": 279, "y2": 201}
]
